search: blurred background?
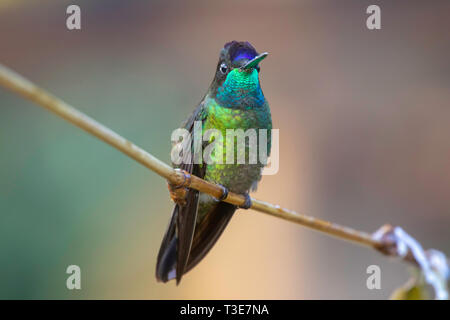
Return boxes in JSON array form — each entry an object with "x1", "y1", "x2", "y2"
[{"x1": 0, "y1": 0, "x2": 449, "y2": 299}]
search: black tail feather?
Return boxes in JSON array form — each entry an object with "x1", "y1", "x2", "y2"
[
  {"x1": 155, "y1": 206, "x2": 178, "y2": 282},
  {"x1": 186, "y1": 201, "x2": 236, "y2": 273},
  {"x1": 156, "y1": 188, "x2": 199, "y2": 284},
  {"x1": 156, "y1": 197, "x2": 236, "y2": 283}
]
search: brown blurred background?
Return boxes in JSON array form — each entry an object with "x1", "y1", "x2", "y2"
[{"x1": 0, "y1": 0, "x2": 449, "y2": 299}]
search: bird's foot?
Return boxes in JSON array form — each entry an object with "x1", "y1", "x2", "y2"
[
  {"x1": 168, "y1": 169, "x2": 192, "y2": 206},
  {"x1": 168, "y1": 182, "x2": 188, "y2": 206},
  {"x1": 215, "y1": 185, "x2": 251, "y2": 209},
  {"x1": 215, "y1": 184, "x2": 229, "y2": 202},
  {"x1": 239, "y1": 193, "x2": 252, "y2": 210}
]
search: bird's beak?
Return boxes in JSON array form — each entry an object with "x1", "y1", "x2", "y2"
[{"x1": 240, "y1": 52, "x2": 268, "y2": 70}]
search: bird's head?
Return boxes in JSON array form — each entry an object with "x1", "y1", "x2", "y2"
[{"x1": 210, "y1": 41, "x2": 268, "y2": 109}]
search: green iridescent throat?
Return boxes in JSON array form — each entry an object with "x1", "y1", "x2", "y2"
[{"x1": 216, "y1": 69, "x2": 265, "y2": 109}]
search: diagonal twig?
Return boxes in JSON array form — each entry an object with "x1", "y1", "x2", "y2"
[{"x1": 0, "y1": 63, "x2": 447, "y2": 279}]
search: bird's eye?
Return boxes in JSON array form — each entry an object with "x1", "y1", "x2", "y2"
[{"x1": 220, "y1": 63, "x2": 228, "y2": 74}]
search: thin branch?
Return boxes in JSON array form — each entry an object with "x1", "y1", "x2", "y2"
[{"x1": 0, "y1": 63, "x2": 445, "y2": 272}]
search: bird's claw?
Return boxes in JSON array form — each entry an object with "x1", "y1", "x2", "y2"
[
  {"x1": 168, "y1": 169, "x2": 192, "y2": 206},
  {"x1": 217, "y1": 184, "x2": 229, "y2": 201},
  {"x1": 215, "y1": 185, "x2": 251, "y2": 210},
  {"x1": 239, "y1": 193, "x2": 252, "y2": 210},
  {"x1": 168, "y1": 183, "x2": 187, "y2": 207}
]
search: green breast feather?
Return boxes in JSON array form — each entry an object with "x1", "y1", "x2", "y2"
[{"x1": 201, "y1": 98, "x2": 272, "y2": 193}]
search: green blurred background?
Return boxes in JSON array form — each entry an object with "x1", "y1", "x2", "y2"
[{"x1": 0, "y1": 0, "x2": 449, "y2": 299}]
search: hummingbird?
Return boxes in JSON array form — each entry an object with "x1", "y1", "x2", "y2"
[{"x1": 156, "y1": 41, "x2": 272, "y2": 283}]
